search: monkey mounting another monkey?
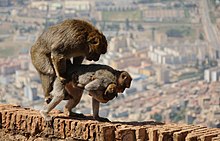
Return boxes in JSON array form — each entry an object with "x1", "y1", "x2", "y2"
[
  {"x1": 30, "y1": 19, "x2": 108, "y2": 104},
  {"x1": 40, "y1": 64, "x2": 132, "y2": 122}
]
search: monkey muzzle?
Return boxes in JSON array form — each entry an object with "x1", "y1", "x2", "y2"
[{"x1": 86, "y1": 52, "x2": 100, "y2": 61}]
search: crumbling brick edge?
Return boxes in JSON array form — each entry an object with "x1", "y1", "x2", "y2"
[{"x1": 0, "y1": 104, "x2": 220, "y2": 141}]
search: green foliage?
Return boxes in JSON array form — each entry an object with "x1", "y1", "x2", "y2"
[
  {"x1": 166, "y1": 26, "x2": 192, "y2": 38},
  {"x1": 199, "y1": 33, "x2": 205, "y2": 40},
  {"x1": 152, "y1": 113, "x2": 162, "y2": 122},
  {"x1": 169, "y1": 109, "x2": 185, "y2": 122},
  {"x1": 209, "y1": 11, "x2": 217, "y2": 24}
]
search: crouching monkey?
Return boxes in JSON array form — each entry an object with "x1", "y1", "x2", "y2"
[{"x1": 40, "y1": 64, "x2": 132, "y2": 122}]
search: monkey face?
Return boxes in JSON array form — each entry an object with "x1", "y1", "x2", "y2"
[
  {"x1": 86, "y1": 31, "x2": 107, "y2": 61},
  {"x1": 103, "y1": 83, "x2": 118, "y2": 101},
  {"x1": 117, "y1": 71, "x2": 132, "y2": 93}
]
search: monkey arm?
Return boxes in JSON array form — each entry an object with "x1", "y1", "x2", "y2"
[
  {"x1": 84, "y1": 79, "x2": 103, "y2": 91},
  {"x1": 92, "y1": 98, "x2": 99, "y2": 119},
  {"x1": 51, "y1": 54, "x2": 67, "y2": 82},
  {"x1": 92, "y1": 98, "x2": 110, "y2": 122}
]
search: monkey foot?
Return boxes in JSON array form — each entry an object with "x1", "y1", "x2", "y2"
[
  {"x1": 40, "y1": 110, "x2": 52, "y2": 121},
  {"x1": 70, "y1": 112, "x2": 86, "y2": 118},
  {"x1": 94, "y1": 116, "x2": 111, "y2": 122},
  {"x1": 65, "y1": 111, "x2": 86, "y2": 118}
]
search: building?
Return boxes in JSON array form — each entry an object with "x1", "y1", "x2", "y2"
[
  {"x1": 24, "y1": 84, "x2": 39, "y2": 101},
  {"x1": 204, "y1": 67, "x2": 220, "y2": 82},
  {"x1": 64, "y1": 1, "x2": 90, "y2": 11},
  {"x1": 0, "y1": 0, "x2": 10, "y2": 7},
  {"x1": 157, "y1": 67, "x2": 169, "y2": 84},
  {"x1": 148, "y1": 46, "x2": 197, "y2": 66}
]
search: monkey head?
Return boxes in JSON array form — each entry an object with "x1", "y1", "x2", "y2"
[
  {"x1": 117, "y1": 71, "x2": 132, "y2": 93},
  {"x1": 86, "y1": 31, "x2": 107, "y2": 61},
  {"x1": 88, "y1": 83, "x2": 117, "y2": 103},
  {"x1": 103, "y1": 83, "x2": 118, "y2": 101}
]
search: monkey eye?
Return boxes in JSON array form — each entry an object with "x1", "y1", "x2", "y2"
[
  {"x1": 89, "y1": 37, "x2": 99, "y2": 45},
  {"x1": 90, "y1": 40, "x2": 98, "y2": 44}
]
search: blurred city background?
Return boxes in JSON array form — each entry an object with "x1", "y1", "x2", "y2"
[{"x1": 0, "y1": 0, "x2": 220, "y2": 128}]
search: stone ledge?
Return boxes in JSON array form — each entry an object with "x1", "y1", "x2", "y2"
[{"x1": 0, "y1": 104, "x2": 220, "y2": 141}]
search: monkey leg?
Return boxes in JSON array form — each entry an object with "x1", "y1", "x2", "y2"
[
  {"x1": 92, "y1": 98, "x2": 110, "y2": 122},
  {"x1": 39, "y1": 73, "x2": 55, "y2": 104},
  {"x1": 40, "y1": 78, "x2": 65, "y2": 121},
  {"x1": 64, "y1": 99, "x2": 85, "y2": 118},
  {"x1": 31, "y1": 51, "x2": 55, "y2": 75},
  {"x1": 51, "y1": 53, "x2": 67, "y2": 82},
  {"x1": 64, "y1": 83, "x2": 85, "y2": 117}
]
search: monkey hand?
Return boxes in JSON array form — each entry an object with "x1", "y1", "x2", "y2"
[{"x1": 58, "y1": 76, "x2": 68, "y2": 84}]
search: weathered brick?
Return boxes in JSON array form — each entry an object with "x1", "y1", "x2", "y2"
[
  {"x1": 186, "y1": 130, "x2": 219, "y2": 141},
  {"x1": 1, "y1": 111, "x2": 7, "y2": 128},
  {"x1": 65, "y1": 119, "x2": 72, "y2": 138},
  {"x1": 0, "y1": 104, "x2": 220, "y2": 141},
  {"x1": 70, "y1": 120, "x2": 89, "y2": 140},
  {"x1": 20, "y1": 114, "x2": 28, "y2": 131},
  {"x1": 31, "y1": 116, "x2": 42, "y2": 136},
  {"x1": 95, "y1": 124, "x2": 116, "y2": 141},
  {"x1": 173, "y1": 126, "x2": 206, "y2": 141},
  {"x1": 199, "y1": 132, "x2": 220, "y2": 141},
  {"x1": 158, "y1": 128, "x2": 181, "y2": 141},
  {"x1": 135, "y1": 127, "x2": 147, "y2": 141},
  {"x1": 0, "y1": 112, "x2": 2, "y2": 129},
  {"x1": 212, "y1": 136, "x2": 220, "y2": 141},
  {"x1": 148, "y1": 127, "x2": 159, "y2": 141},
  {"x1": 115, "y1": 128, "x2": 136, "y2": 141},
  {"x1": 9, "y1": 112, "x2": 16, "y2": 130},
  {"x1": 53, "y1": 118, "x2": 66, "y2": 138},
  {"x1": 89, "y1": 122, "x2": 98, "y2": 141},
  {"x1": 5, "y1": 112, "x2": 13, "y2": 130}
]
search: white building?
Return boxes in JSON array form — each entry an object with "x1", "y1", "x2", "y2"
[
  {"x1": 204, "y1": 69, "x2": 211, "y2": 82},
  {"x1": 148, "y1": 46, "x2": 197, "y2": 66},
  {"x1": 204, "y1": 67, "x2": 220, "y2": 82}
]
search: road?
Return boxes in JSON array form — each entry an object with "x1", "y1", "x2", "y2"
[{"x1": 201, "y1": 0, "x2": 220, "y2": 58}]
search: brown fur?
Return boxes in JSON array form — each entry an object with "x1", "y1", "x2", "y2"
[
  {"x1": 40, "y1": 64, "x2": 132, "y2": 122},
  {"x1": 30, "y1": 19, "x2": 108, "y2": 102}
]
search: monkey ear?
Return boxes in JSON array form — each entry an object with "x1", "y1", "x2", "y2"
[{"x1": 121, "y1": 72, "x2": 127, "y2": 80}]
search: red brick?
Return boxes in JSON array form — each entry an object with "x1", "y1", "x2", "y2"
[
  {"x1": 53, "y1": 118, "x2": 66, "y2": 138},
  {"x1": 92, "y1": 123, "x2": 116, "y2": 141},
  {"x1": 0, "y1": 104, "x2": 220, "y2": 141},
  {"x1": 212, "y1": 136, "x2": 220, "y2": 141},
  {"x1": 173, "y1": 126, "x2": 206, "y2": 141},
  {"x1": 148, "y1": 127, "x2": 159, "y2": 141},
  {"x1": 199, "y1": 132, "x2": 220, "y2": 141},
  {"x1": 115, "y1": 128, "x2": 136, "y2": 141},
  {"x1": 158, "y1": 128, "x2": 181, "y2": 141},
  {"x1": 0, "y1": 112, "x2": 2, "y2": 129}
]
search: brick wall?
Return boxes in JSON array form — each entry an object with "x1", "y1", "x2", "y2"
[{"x1": 0, "y1": 104, "x2": 220, "y2": 141}]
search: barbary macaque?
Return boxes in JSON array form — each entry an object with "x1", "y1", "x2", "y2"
[
  {"x1": 30, "y1": 19, "x2": 108, "y2": 104},
  {"x1": 40, "y1": 64, "x2": 132, "y2": 122}
]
